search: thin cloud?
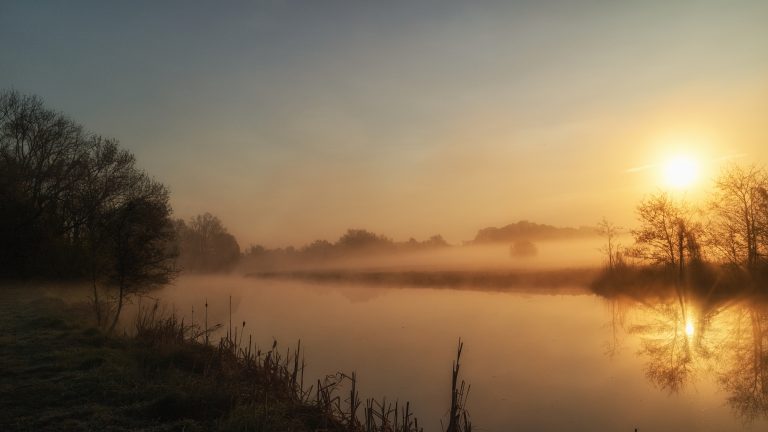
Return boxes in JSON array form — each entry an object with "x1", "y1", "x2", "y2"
[{"x1": 625, "y1": 164, "x2": 657, "y2": 173}]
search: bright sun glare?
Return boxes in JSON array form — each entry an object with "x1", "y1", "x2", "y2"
[
  {"x1": 685, "y1": 320, "x2": 695, "y2": 337},
  {"x1": 663, "y1": 155, "x2": 699, "y2": 189}
]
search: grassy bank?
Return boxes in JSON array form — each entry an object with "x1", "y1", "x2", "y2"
[
  {"x1": 0, "y1": 289, "x2": 470, "y2": 432},
  {"x1": 0, "y1": 292, "x2": 306, "y2": 431},
  {"x1": 249, "y1": 268, "x2": 596, "y2": 292},
  {"x1": 589, "y1": 261, "x2": 768, "y2": 305}
]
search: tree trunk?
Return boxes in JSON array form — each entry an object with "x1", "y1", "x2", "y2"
[
  {"x1": 92, "y1": 276, "x2": 101, "y2": 326},
  {"x1": 108, "y1": 281, "x2": 125, "y2": 333}
]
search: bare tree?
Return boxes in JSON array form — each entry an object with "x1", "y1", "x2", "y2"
[
  {"x1": 709, "y1": 164, "x2": 768, "y2": 271},
  {"x1": 104, "y1": 177, "x2": 178, "y2": 332},
  {"x1": 597, "y1": 217, "x2": 622, "y2": 271},
  {"x1": 632, "y1": 192, "x2": 699, "y2": 280}
]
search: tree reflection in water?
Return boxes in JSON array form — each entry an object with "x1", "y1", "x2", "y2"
[
  {"x1": 603, "y1": 291, "x2": 768, "y2": 422},
  {"x1": 718, "y1": 304, "x2": 768, "y2": 421}
]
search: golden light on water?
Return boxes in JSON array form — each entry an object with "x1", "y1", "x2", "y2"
[{"x1": 663, "y1": 155, "x2": 699, "y2": 189}]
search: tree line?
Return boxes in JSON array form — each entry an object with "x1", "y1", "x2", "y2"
[
  {"x1": 0, "y1": 91, "x2": 241, "y2": 329},
  {"x1": 473, "y1": 220, "x2": 598, "y2": 243},
  {"x1": 0, "y1": 91, "x2": 178, "y2": 329},
  {"x1": 242, "y1": 229, "x2": 449, "y2": 270},
  {"x1": 174, "y1": 212, "x2": 241, "y2": 272},
  {"x1": 601, "y1": 163, "x2": 768, "y2": 289},
  {"x1": 0, "y1": 90, "x2": 447, "y2": 325}
]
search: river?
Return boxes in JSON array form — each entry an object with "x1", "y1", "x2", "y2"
[{"x1": 137, "y1": 274, "x2": 768, "y2": 431}]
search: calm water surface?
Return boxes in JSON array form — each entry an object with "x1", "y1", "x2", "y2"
[{"x1": 143, "y1": 275, "x2": 768, "y2": 431}]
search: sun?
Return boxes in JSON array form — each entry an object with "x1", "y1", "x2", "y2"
[{"x1": 663, "y1": 155, "x2": 699, "y2": 189}]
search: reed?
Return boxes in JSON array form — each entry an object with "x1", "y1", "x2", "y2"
[{"x1": 132, "y1": 299, "x2": 472, "y2": 432}]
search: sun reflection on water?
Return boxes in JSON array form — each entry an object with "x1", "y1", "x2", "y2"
[{"x1": 604, "y1": 292, "x2": 768, "y2": 424}]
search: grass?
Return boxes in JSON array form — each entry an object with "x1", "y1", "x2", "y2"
[
  {"x1": 589, "y1": 260, "x2": 768, "y2": 306},
  {"x1": 0, "y1": 288, "x2": 472, "y2": 432},
  {"x1": 250, "y1": 268, "x2": 596, "y2": 292}
]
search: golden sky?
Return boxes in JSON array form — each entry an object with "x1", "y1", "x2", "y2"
[{"x1": 3, "y1": 1, "x2": 767, "y2": 247}]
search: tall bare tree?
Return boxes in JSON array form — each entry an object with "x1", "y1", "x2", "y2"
[
  {"x1": 104, "y1": 177, "x2": 178, "y2": 332},
  {"x1": 709, "y1": 164, "x2": 768, "y2": 271},
  {"x1": 632, "y1": 192, "x2": 699, "y2": 280},
  {"x1": 597, "y1": 217, "x2": 622, "y2": 271}
]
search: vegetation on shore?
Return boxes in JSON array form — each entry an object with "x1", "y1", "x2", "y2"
[
  {"x1": 0, "y1": 91, "x2": 476, "y2": 432},
  {"x1": 0, "y1": 90, "x2": 178, "y2": 330},
  {"x1": 251, "y1": 268, "x2": 596, "y2": 292},
  {"x1": 0, "y1": 289, "x2": 471, "y2": 432},
  {"x1": 593, "y1": 163, "x2": 768, "y2": 299}
]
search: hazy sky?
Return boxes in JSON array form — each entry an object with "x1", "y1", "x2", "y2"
[{"x1": 2, "y1": 1, "x2": 767, "y2": 247}]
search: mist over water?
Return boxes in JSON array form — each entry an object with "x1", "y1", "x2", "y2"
[
  {"x1": 238, "y1": 238, "x2": 607, "y2": 273},
  {"x1": 126, "y1": 274, "x2": 768, "y2": 432}
]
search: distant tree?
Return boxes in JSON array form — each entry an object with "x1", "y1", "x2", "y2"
[
  {"x1": 509, "y1": 240, "x2": 537, "y2": 258},
  {"x1": 397, "y1": 235, "x2": 449, "y2": 251},
  {"x1": 597, "y1": 217, "x2": 623, "y2": 271},
  {"x1": 336, "y1": 229, "x2": 394, "y2": 251},
  {"x1": 175, "y1": 212, "x2": 240, "y2": 272},
  {"x1": 301, "y1": 239, "x2": 335, "y2": 259},
  {"x1": 473, "y1": 220, "x2": 598, "y2": 243},
  {"x1": 423, "y1": 234, "x2": 449, "y2": 248},
  {"x1": 709, "y1": 164, "x2": 768, "y2": 271},
  {"x1": 245, "y1": 244, "x2": 267, "y2": 256}
]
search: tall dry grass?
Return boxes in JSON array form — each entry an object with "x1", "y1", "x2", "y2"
[{"x1": 133, "y1": 297, "x2": 472, "y2": 432}]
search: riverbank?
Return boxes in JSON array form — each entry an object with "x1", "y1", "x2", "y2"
[
  {"x1": 248, "y1": 267, "x2": 596, "y2": 293},
  {"x1": 0, "y1": 290, "x2": 325, "y2": 431},
  {"x1": 0, "y1": 288, "x2": 471, "y2": 432}
]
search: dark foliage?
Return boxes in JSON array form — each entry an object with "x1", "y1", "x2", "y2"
[
  {"x1": 473, "y1": 220, "x2": 598, "y2": 244},
  {"x1": 0, "y1": 90, "x2": 177, "y2": 327},
  {"x1": 242, "y1": 229, "x2": 451, "y2": 270},
  {"x1": 174, "y1": 213, "x2": 240, "y2": 273}
]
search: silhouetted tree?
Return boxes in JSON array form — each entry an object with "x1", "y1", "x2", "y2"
[
  {"x1": 473, "y1": 220, "x2": 598, "y2": 243},
  {"x1": 709, "y1": 164, "x2": 768, "y2": 271},
  {"x1": 597, "y1": 217, "x2": 622, "y2": 271},
  {"x1": 336, "y1": 229, "x2": 394, "y2": 252},
  {"x1": 422, "y1": 234, "x2": 449, "y2": 248},
  {"x1": 175, "y1": 212, "x2": 240, "y2": 272},
  {"x1": 0, "y1": 90, "x2": 178, "y2": 329},
  {"x1": 104, "y1": 178, "x2": 177, "y2": 331},
  {"x1": 301, "y1": 239, "x2": 335, "y2": 260},
  {"x1": 0, "y1": 90, "x2": 93, "y2": 276},
  {"x1": 631, "y1": 192, "x2": 699, "y2": 280},
  {"x1": 80, "y1": 140, "x2": 152, "y2": 325}
]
